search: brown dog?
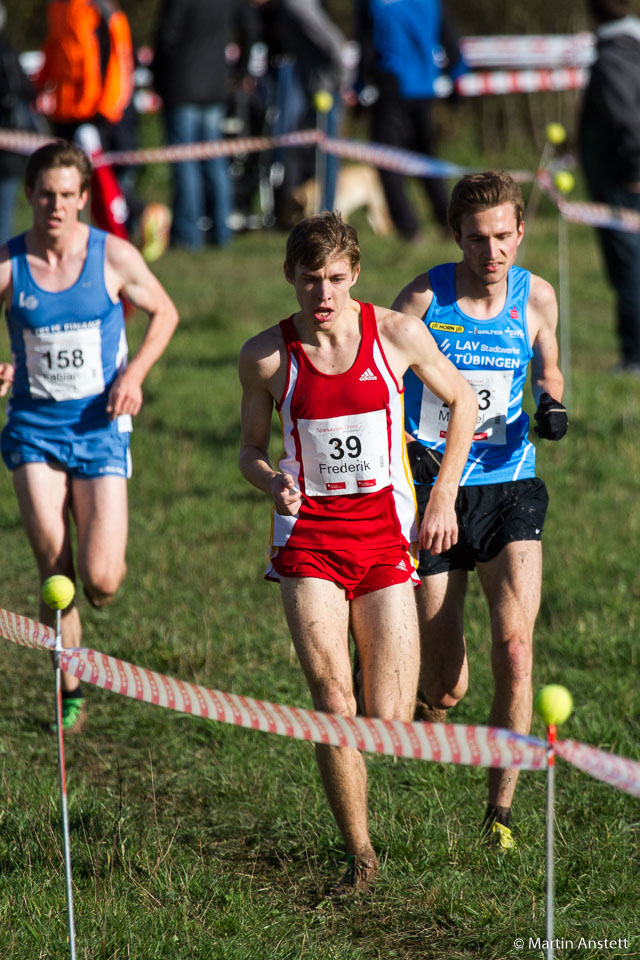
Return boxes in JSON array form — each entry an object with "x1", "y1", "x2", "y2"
[{"x1": 293, "y1": 164, "x2": 393, "y2": 236}]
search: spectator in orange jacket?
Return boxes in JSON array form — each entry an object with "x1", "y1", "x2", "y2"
[{"x1": 36, "y1": 0, "x2": 139, "y2": 238}]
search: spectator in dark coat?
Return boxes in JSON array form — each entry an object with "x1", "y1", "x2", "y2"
[
  {"x1": 153, "y1": 0, "x2": 253, "y2": 248},
  {"x1": 579, "y1": 0, "x2": 640, "y2": 374},
  {"x1": 269, "y1": 0, "x2": 347, "y2": 228},
  {"x1": 0, "y1": 2, "x2": 35, "y2": 241}
]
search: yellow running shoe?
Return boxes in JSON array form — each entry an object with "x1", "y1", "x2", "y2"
[
  {"x1": 140, "y1": 202, "x2": 171, "y2": 263},
  {"x1": 489, "y1": 821, "x2": 516, "y2": 851}
]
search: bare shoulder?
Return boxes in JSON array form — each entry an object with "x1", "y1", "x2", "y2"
[
  {"x1": 375, "y1": 305, "x2": 425, "y2": 346},
  {"x1": 390, "y1": 270, "x2": 433, "y2": 315},
  {"x1": 104, "y1": 231, "x2": 146, "y2": 275},
  {"x1": 527, "y1": 273, "x2": 558, "y2": 341},
  {"x1": 528, "y1": 273, "x2": 557, "y2": 312},
  {"x1": 238, "y1": 323, "x2": 286, "y2": 385},
  {"x1": 374, "y1": 305, "x2": 437, "y2": 379}
]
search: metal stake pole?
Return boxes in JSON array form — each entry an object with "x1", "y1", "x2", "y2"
[
  {"x1": 545, "y1": 723, "x2": 557, "y2": 960},
  {"x1": 558, "y1": 212, "x2": 572, "y2": 412},
  {"x1": 54, "y1": 609, "x2": 77, "y2": 960},
  {"x1": 314, "y1": 110, "x2": 328, "y2": 215}
]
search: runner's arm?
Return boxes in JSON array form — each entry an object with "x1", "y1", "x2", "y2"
[
  {"x1": 390, "y1": 272, "x2": 433, "y2": 318},
  {"x1": 0, "y1": 251, "x2": 14, "y2": 398},
  {"x1": 529, "y1": 275, "x2": 564, "y2": 405},
  {"x1": 380, "y1": 309, "x2": 477, "y2": 554},
  {"x1": 104, "y1": 235, "x2": 179, "y2": 419},
  {"x1": 238, "y1": 337, "x2": 301, "y2": 516},
  {"x1": 0, "y1": 362, "x2": 14, "y2": 398},
  {"x1": 408, "y1": 321, "x2": 477, "y2": 553}
]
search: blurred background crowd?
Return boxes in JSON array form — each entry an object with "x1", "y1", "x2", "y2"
[{"x1": 1, "y1": 0, "x2": 639, "y2": 375}]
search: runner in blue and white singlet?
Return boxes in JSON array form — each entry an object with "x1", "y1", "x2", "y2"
[
  {"x1": 404, "y1": 262, "x2": 535, "y2": 486},
  {"x1": 392, "y1": 171, "x2": 568, "y2": 847},
  {"x1": 0, "y1": 140, "x2": 179, "y2": 731},
  {"x1": 6, "y1": 227, "x2": 128, "y2": 432},
  {"x1": 2, "y1": 227, "x2": 132, "y2": 476}
]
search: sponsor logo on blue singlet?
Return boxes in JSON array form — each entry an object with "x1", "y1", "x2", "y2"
[
  {"x1": 18, "y1": 291, "x2": 39, "y2": 310},
  {"x1": 429, "y1": 321, "x2": 463, "y2": 333}
]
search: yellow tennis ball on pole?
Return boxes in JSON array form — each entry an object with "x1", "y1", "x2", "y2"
[
  {"x1": 313, "y1": 90, "x2": 334, "y2": 114},
  {"x1": 554, "y1": 170, "x2": 575, "y2": 194},
  {"x1": 42, "y1": 575, "x2": 76, "y2": 611},
  {"x1": 545, "y1": 121, "x2": 567, "y2": 145},
  {"x1": 534, "y1": 685, "x2": 573, "y2": 726}
]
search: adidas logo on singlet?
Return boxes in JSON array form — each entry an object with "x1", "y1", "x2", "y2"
[{"x1": 359, "y1": 368, "x2": 377, "y2": 381}]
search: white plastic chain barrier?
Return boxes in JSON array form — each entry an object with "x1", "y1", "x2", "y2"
[{"x1": 1, "y1": 606, "x2": 638, "y2": 796}]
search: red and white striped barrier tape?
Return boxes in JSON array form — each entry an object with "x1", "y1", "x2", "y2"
[
  {"x1": 0, "y1": 606, "x2": 55, "y2": 651},
  {"x1": 0, "y1": 125, "x2": 533, "y2": 184},
  {"x1": 460, "y1": 33, "x2": 595, "y2": 70},
  {"x1": 538, "y1": 170, "x2": 640, "y2": 234},
  {"x1": 0, "y1": 127, "x2": 323, "y2": 165},
  {"x1": 455, "y1": 67, "x2": 587, "y2": 98},
  {"x1": 0, "y1": 606, "x2": 546, "y2": 769},
  {"x1": 99, "y1": 129, "x2": 323, "y2": 168},
  {"x1": 0, "y1": 123, "x2": 636, "y2": 236},
  {"x1": 0, "y1": 128, "x2": 52, "y2": 155},
  {"x1": 556, "y1": 740, "x2": 640, "y2": 797},
  {"x1": 1, "y1": 606, "x2": 639, "y2": 796},
  {"x1": 322, "y1": 136, "x2": 473, "y2": 180}
]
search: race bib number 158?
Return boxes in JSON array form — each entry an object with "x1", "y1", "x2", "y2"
[{"x1": 24, "y1": 327, "x2": 105, "y2": 401}]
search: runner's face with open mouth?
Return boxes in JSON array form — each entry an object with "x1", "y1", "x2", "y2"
[{"x1": 286, "y1": 257, "x2": 360, "y2": 332}]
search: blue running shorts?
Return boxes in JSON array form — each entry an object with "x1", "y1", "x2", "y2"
[{"x1": 1, "y1": 424, "x2": 132, "y2": 479}]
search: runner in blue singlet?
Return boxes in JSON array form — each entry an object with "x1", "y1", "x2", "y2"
[
  {"x1": 392, "y1": 171, "x2": 568, "y2": 851},
  {"x1": 0, "y1": 141, "x2": 179, "y2": 730}
]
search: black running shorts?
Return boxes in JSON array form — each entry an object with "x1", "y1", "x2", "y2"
[{"x1": 415, "y1": 477, "x2": 549, "y2": 576}]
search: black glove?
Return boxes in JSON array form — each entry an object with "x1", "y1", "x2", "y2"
[
  {"x1": 407, "y1": 440, "x2": 443, "y2": 484},
  {"x1": 534, "y1": 393, "x2": 568, "y2": 441}
]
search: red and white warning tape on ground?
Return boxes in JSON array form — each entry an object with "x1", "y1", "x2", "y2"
[
  {"x1": 555, "y1": 739, "x2": 640, "y2": 797},
  {"x1": 0, "y1": 606, "x2": 546, "y2": 769},
  {"x1": 2, "y1": 606, "x2": 639, "y2": 796},
  {"x1": 538, "y1": 170, "x2": 640, "y2": 234}
]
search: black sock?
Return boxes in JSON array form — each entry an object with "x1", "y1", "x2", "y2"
[
  {"x1": 482, "y1": 803, "x2": 511, "y2": 831},
  {"x1": 62, "y1": 685, "x2": 83, "y2": 700}
]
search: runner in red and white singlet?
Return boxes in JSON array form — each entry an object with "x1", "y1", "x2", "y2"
[
  {"x1": 268, "y1": 300, "x2": 418, "y2": 587},
  {"x1": 238, "y1": 212, "x2": 477, "y2": 895}
]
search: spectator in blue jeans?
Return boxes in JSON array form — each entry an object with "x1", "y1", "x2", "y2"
[
  {"x1": 266, "y1": 0, "x2": 347, "y2": 228},
  {"x1": 153, "y1": 0, "x2": 254, "y2": 248}
]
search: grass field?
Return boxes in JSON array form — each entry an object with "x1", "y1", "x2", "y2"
[{"x1": 0, "y1": 140, "x2": 639, "y2": 959}]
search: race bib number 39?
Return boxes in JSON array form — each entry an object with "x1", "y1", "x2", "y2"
[
  {"x1": 24, "y1": 326, "x2": 105, "y2": 401},
  {"x1": 418, "y1": 370, "x2": 514, "y2": 445},
  {"x1": 298, "y1": 408, "x2": 390, "y2": 496}
]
